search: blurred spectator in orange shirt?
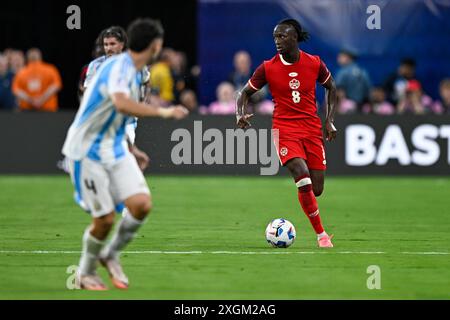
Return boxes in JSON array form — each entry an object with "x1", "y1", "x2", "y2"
[{"x1": 12, "y1": 48, "x2": 62, "y2": 112}]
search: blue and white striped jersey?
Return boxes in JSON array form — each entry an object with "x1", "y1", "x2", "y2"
[
  {"x1": 62, "y1": 52, "x2": 141, "y2": 165},
  {"x1": 83, "y1": 55, "x2": 107, "y2": 89}
]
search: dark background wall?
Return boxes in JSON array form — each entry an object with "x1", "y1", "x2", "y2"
[
  {"x1": 0, "y1": 0, "x2": 197, "y2": 110},
  {"x1": 2, "y1": 112, "x2": 450, "y2": 175}
]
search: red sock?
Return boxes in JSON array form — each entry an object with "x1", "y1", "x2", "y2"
[{"x1": 295, "y1": 176, "x2": 324, "y2": 235}]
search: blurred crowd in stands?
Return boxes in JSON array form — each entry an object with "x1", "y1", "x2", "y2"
[
  {"x1": 204, "y1": 49, "x2": 450, "y2": 116},
  {"x1": 0, "y1": 48, "x2": 62, "y2": 112},
  {"x1": 329, "y1": 50, "x2": 450, "y2": 116},
  {"x1": 1, "y1": 45, "x2": 449, "y2": 116},
  {"x1": 146, "y1": 47, "x2": 201, "y2": 113}
]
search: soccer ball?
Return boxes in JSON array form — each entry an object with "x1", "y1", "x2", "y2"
[{"x1": 265, "y1": 218, "x2": 296, "y2": 248}]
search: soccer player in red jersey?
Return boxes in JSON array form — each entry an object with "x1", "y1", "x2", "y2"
[{"x1": 236, "y1": 19, "x2": 338, "y2": 248}]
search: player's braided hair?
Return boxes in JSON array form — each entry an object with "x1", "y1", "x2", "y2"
[{"x1": 278, "y1": 18, "x2": 310, "y2": 43}]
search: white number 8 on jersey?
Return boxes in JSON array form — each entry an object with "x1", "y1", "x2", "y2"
[{"x1": 292, "y1": 91, "x2": 301, "y2": 103}]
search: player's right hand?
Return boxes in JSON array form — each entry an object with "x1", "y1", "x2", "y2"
[
  {"x1": 236, "y1": 114, "x2": 254, "y2": 129},
  {"x1": 169, "y1": 105, "x2": 189, "y2": 120}
]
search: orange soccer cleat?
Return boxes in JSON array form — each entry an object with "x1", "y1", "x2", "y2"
[
  {"x1": 99, "y1": 257, "x2": 129, "y2": 290},
  {"x1": 77, "y1": 274, "x2": 108, "y2": 291}
]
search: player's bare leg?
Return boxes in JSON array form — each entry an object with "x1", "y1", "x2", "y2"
[
  {"x1": 77, "y1": 212, "x2": 115, "y2": 290},
  {"x1": 100, "y1": 193, "x2": 152, "y2": 289},
  {"x1": 310, "y1": 169, "x2": 324, "y2": 197},
  {"x1": 286, "y1": 158, "x2": 333, "y2": 248}
]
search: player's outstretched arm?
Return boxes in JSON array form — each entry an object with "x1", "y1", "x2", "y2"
[
  {"x1": 112, "y1": 92, "x2": 188, "y2": 119},
  {"x1": 322, "y1": 76, "x2": 338, "y2": 141},
  {"x1": 236, "y1": 84, "x2": 257, "y2": 129}
]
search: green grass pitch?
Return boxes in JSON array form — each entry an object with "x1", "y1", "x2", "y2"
[{"x1": 0, "y1": 175, "x2": 449, "y2": 299}]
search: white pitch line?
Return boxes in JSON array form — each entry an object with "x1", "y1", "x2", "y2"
[
  {"x1": 401, "y1": 252, "x2": 450, "y2": 255},
  {"x1": 0, "y1": 250, "x2": 80, "y2": 254},
  {"x1": 0, "y1": 250, "x2": 448, "y2": 255}
]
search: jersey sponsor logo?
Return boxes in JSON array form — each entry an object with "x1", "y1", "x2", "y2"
[
  {"x1": 289, "y1": 79, "x2": 300, "y2": 90},
  {"x1": 280, "y1": 147, "x2": 288, "y2": 157},
  {"x1": 289, "y1": 72, "x2": 298, "y2": 77}
]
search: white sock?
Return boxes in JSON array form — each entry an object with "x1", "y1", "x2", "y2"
[
  {"x1": 317, "y1": 231, "x2": 328, "y2": 240},
  {"x1": 101, "y1": 213, "x2": 144, "y2": 260},
  {"x1": 79, "y1": 228, "x2": 105, "y2": 276}
]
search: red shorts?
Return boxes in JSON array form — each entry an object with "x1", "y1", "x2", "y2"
[{"x1": 273, "y1": 126, "x2": 327, "y2": 171}]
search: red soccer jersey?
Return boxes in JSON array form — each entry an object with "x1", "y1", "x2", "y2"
[{"x1": 249, "y1": 50, "x2": 331, "y2": 134}]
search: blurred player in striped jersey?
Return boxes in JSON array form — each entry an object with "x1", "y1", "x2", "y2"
[
  {"x1": 62, "y1": 18, "x2": 188, "y2": 290},
  {"x1": 83, "y1": 26, "x2": 128, "y2": 90},
  {"x1": 77, "y1": 31, "x2": 105, "y2": 101},
  {"x1": 77, "y1": 26, "x2": 151, "y2": 209},
  {"x1": 65, "y1": 27, "x2": 132, "y2": 175},
  {"x1": 236, "y1": 19, "x2": 337, "y2": 248}
]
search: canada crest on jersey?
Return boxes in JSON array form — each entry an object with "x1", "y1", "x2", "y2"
[{"x1": 289, "y1": 79, "x2": 300, "y2": 90}]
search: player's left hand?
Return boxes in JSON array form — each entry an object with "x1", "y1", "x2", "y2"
[
  {"x1": 325, "y1": 120, "x2": 337, "y2": 142},
  {"x1": 236, "y1": 114, "x2": 254, "y2": 129},
  {"x1": 131, "y1": 145, "x2": 150, "y2": 171}
]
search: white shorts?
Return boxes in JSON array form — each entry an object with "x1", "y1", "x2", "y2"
[{"x1": 68, "y1": 153, "x2": 150, "y2": 218}]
